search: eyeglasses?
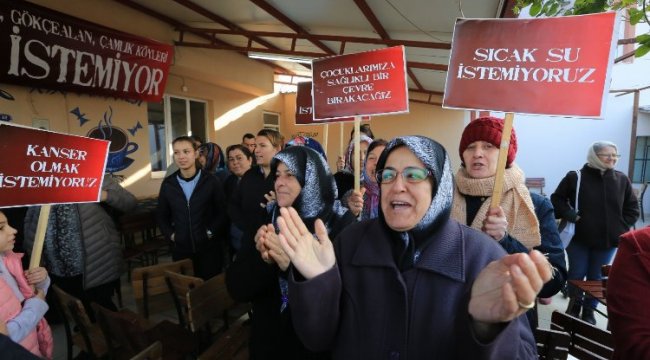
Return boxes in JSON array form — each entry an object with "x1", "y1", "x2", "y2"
[
  {"x1": 228, "y1": 156, "x2": 246, "y2": 163},
  {"x1": 376, "y1": 167, "x2": 431, "y2": 184},
  {"x1": 597, "y1": 153, "x2": 621, "y2": 159}
]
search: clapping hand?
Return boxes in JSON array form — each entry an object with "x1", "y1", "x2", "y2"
[
  {"x1": 277, "y1": 207, "x2": 335, "y2": 280},
  {"x1": 255, "y1": 224, "x2": 291, "y2": 271},
  {"x1": 469, "y1": 250, "x2": 552, "y2": 325}
]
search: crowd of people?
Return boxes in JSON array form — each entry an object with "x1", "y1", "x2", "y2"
[{"x1": 2, "y1": 118, "x2": 647, "y2": 359}]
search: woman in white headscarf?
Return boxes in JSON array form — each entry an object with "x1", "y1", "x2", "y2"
[{"x1": 551, "y1": 141, "x2": 639, "y2": 325}]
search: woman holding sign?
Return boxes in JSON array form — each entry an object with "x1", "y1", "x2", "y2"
[
  {"x1": 451, "y1": 117, "x2": 566, "y2": 328},
  {"x1": 277, "y1": 136, "x2": 547, "y2": 359}
]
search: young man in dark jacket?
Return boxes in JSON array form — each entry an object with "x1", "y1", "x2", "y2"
[{"x1": 157, "y1": 136, "x2": 227, "y2": 279}]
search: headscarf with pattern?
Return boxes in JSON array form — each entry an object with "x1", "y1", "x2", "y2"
[
  {"x1": 344, "y1": 134, "x2": 373, "y2": 172},
  {"x1": 376, "y1": 136, "x2": 454, "y2": 269},
  {"x1": 271, "y1": 146, "x2": 346, "y2": 232},
  {"x1": 199, "y1": 142, "x2": 226, "y2": 173}
]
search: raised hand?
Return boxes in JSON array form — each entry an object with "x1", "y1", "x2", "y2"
[
  {"x1": 482, "y1": 206, "x2": 508, "y2": 241},
  {"x1": 336, "y1": 156, "x2": 345, "y2": 172},
  {"x1": 469, "y1": 250, "x2": 552, "y2": 324},
  {"x1": 348, "y1": 188, "x2": 366, "y2": 217},
  {"x1": 24, "y1": 267, "x2": 48, "y2": 286},
  {"x1": 260, "y1": 190, "x2": 277, "y2": 208},
  {"x1": 277, "y1": 207, "x2": 335, "y2": 280}
]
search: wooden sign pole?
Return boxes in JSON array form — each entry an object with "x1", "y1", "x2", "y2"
[
  {"x1": 323, "y1": 124, "x2": 329, "y2": 158},
  {"x1": 28, "y1": 205, "x2": 51, "y2": 270},
  {"x1": 354, "y1": 116, "x2": 361, "y2": 192},
  {"x1": 339, "y1": 122, "x2": 344, "y2": 157},
  {"x1": 489, "y1": 113, "x2": 515, "y2": 208}
]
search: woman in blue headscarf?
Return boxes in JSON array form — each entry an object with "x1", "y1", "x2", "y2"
[
  {"x1": 226, "y1": 145, "x2": 357, "y2": 359},
  {"x1": 198, "y1": 142, "x2": 229, "y2": 182}
]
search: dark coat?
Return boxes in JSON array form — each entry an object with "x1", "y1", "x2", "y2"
[
  {"x1": 608, "y1": 228, "x2": 650, "y2": 360},
  {"x1": 289, "y1": 218, "x2": 538, "y2": 360},
  {"x1": 498, "y1": 193, "x2": 567, "y2": 328},
  {"x1": 551, "y1": 164, "x2": 639, "y2": 249},
  {"x1": 228, "y1": 166, "x2": 274, "y2": 250},
  {"x1": 156, "y1": 170, "x2": 226, "y2": 254},
  {"x1": 226, "y1": 209, "x2": 357, "y2": 359}
]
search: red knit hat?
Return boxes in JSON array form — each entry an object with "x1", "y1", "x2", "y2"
[{"x1": 459, "y1": 116, "x2": 517, "y2": 167}]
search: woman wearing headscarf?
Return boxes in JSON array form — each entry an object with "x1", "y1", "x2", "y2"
[
  {"x1": 334, "y1": 134, "x2": 373, "y2": 200},
  {"x1": 551, "y1": 141, "x2": 638, "y2": 325},
  {"x1": 278, "y1": 136, "x2": 550, "y2": 359},
  {"x1": 360, "y1": 138, "x2": 387, "y2": 220},
  {"x1": 451, "y1": 117, "x2": 567, "y2": 328},
  {"x1": 198, "y1": 142, "x2": 229, "y2": 182},
  {"x1": 227, "y1": 146, "x2": 356, "y2": 359}
]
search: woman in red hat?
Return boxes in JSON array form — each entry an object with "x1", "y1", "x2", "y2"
[{"x1": 451, "y1": 116, "x2": 567, "y2": 329}]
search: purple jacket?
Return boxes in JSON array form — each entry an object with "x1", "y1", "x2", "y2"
[{"x1": 289, "y1": 218, "x2": 537, "y2": 359}]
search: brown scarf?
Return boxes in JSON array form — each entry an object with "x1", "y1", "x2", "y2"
[{"x1": 452, "y1": 164, "x2": 541, "y2": 249}]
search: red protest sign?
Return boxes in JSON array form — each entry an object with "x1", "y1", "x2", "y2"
[
  {"x1": 312, "y1": 46, "x2": 409, "y2": 119},
  {"x1": 0, "y1": 0, "x2": 173, "y2": 102},
  {"x1": 0, "y1": 124, "x2": 109, "y2": 208},
  {"x1": 296, "y1": 82, "x2": 356, "y2": 124},
  {"x1": 443, "y1": 12, "x2": 617, "y2": 118}
]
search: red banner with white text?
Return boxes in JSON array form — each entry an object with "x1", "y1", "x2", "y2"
[
  {"x1": 0, "y1": 123, "x2": 109, "y2": 208},
  {"x1": 0, "y1": 0, "x2": 173, "y2": 102},
  {"x1": 296, "y1": 82, "x2": 357, "y2": 124},
  {"x1": 312, "y1": 46, "x2": 409, "y2": 119},
  {"x1": 443, "y1": 13, "x2": 618, "y2": 118}
]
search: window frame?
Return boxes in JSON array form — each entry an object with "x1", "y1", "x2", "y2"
[{"x1": 150, "y1": 94, "x2": 208, "y2": 178}]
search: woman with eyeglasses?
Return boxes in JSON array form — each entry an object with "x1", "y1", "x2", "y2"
[
  {"x1": 451, "y1": 116, "x2": 567, "y2": 329},
  {"x1": 551, "y1": 141, "x2": 639, "y2": 325},
  {"x1": 276, "y1": 135, "x2": 550, "y2": 359}
]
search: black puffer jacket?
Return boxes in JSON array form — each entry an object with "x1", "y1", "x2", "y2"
[
  {"x1": 156, "y1": 170, "x2": 226, "y2": 254},
  {"x1": 551, "y1": 164, "x2": 639, "y2": 249}
]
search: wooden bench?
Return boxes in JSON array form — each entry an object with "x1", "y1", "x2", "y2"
[
  {"x1": 165, "y1": 270, "x2": 204, "y2": 329},
  {"x1": 550, "y1": 310, "x2": 614, "y2": 360},
  {"x1": 535, "y1": 328, "x2": 570, "y2": 360},
  {"x1": 132, "y1": 259, "x2": 194, "y2": 319},
  {"x1": 525, "y1": 177, "x2": 546, "y2": 195},
  {"x1": 51, "y1": 285, "x2": 109, "y2": 360},
  {"x1": 187, "y1": 273, "x2": 251, "y2": 357}
]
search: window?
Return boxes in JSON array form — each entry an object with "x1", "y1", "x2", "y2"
[
  {"x1": 148, "y1": 95, "x2": 207, "y2": 174},
  {"x1": 633, "y1": 136, "x2": 650, "y2": 183},
  {"x1": 263, "y1": 111, "x2": 280, "y2": 131}
]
